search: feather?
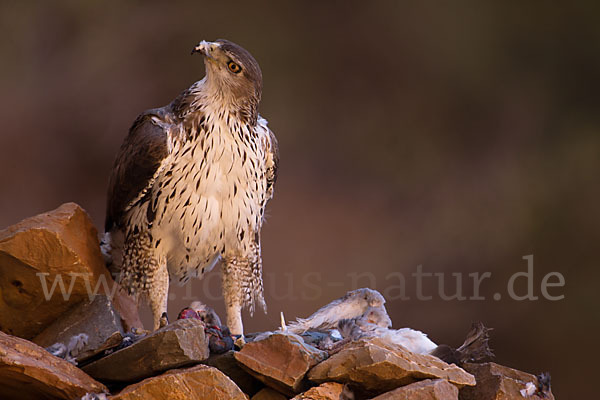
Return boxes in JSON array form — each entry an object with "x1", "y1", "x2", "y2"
[{"x1": 288, "y1": 288, "x2": 386, "y2": 334}]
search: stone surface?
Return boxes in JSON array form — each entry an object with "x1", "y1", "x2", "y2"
[
  {"x1": 0, "y1": 203, "x2": 116, "y2": 339},
  {"x1": 459, "y1": 362, "x2": 554, "y2": 400},
  {"x1": 235, "y1": 332, "x2": 328, "y2": 396},
  {"x1": 308, "y1": 338, "x2": 474, "y2": 395},
  {"x1": 252, "y1": 387, "x2": 289, "y2": 400},
  {"x1": 83, "y1": 318, "x2": 209, "y2": 382},
  {"x1": 33, "y1": 294, "x2": 124, "y2": 362},
  {"x1": 0, "y1": 330, "x2": 107, "y2": 400},
  {"x1": 292, "y1": 382, "x2": 346, "y2": 400},
  {"x1": 111, "y1": 284, "x2": 144, "y2": 332},
  {"x1": 371, "y1": 379, "x2": 458, "y2": 400},
  {"x1": 203, "y1": 350, "x2": 263, "y2": 396},
  {"x1": 110, "y1": 364, "x2": 248, "y2": 400}
]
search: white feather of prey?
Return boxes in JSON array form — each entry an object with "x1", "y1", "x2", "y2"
[
  {"x1": 373, "y1": 327, "x2": 438, "y2": 354},
  {"x1": 287, "y1": 288, "x2": 386, "y2": 334},
  {"x1": 280, "y1": 311, "x2": 287, "y2": 331},
  {"x1": 337, "y1": 305, "x2": 438, "y2": 354},
  {"x1": 284, "y1": 287, "x2": 440, "y2": 356}
]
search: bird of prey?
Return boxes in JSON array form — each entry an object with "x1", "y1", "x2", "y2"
[{"x1": 103, "y1": 39, "x2": 279, "y2": 335}]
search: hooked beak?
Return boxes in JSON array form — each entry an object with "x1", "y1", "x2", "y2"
[{"x1": 191, "y1": 40, "x2": 219, "y2": 59}]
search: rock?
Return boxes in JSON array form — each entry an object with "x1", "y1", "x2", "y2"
[
  {"x1": 0, "y1": 330, "x2": 107, "y2": 400},
  {"x1": 235, "y1": 332, "x2": 328, "y2": 396},
  {"x1": 370, "y1": 379, "x2": 458, "y2": 399},
  {"x1": 33, "y1": 294, "x2": 124, "y2": 362},
  {"x1": 111, "y1": 284, "x2": 144, "y2": 332},
  {"x1": 0, "y1": 203, "x2": 117, "y2": 339},
  {"x1": 110, "y1": 364, "x2": 248, "y2": 400},
  {"x1": 459, "y1": 362, "x2": 555, "y2": 400},
  {"x1": 252, "y1": 387, "x2": 288, "y2": 400},
  {"x1": 292, "y1": 382, "x2": 346, "y2": 400},
  {"x1": 203, "y1": 350, "x2": 263, "y2": 396},
  {"x1": 83, "y1": 318, "x2": 209, "y2": 382},
  {"x1": 308, "y1": 338, "x2": 474, "y2": 396}
]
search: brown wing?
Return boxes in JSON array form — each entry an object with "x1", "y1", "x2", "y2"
[
  {"x1": 105, "y1": 110, "x2": 169, "y2": 231},
  {"x1": 265, "y1": 127, "x2": 279, "y2": 198}
]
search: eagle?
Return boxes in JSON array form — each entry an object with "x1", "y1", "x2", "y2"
[{"x1": 103, "y1": 39, "x2": 279, "y2": 335}]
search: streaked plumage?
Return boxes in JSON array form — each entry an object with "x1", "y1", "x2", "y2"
[{"x1": 103, "y1": 39, "x2": 278, "y2": 335}]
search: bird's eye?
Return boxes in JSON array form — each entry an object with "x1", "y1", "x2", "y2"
[{"x1": 227, "y1": 61, "x2": 242, "y2": 73}]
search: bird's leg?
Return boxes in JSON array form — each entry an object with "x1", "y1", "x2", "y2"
[
  {"x1": 222, "y1": 258, "x2": 245, "y2": 336},
  {"x1": 222, "y1": 246, "x2": 266, "y2": 337},
  {"x1": 120, "y1": 232, "x2": 168, "y2": 331},
  {"x1": 226, "y1": 301, "x2": 244, "y2": 337},
  {"x1": 148, "y1": 260, "x2": 169, "y2": 331}
]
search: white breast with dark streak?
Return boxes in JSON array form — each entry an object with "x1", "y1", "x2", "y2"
[{"x1": 140, "y1": 110, "x2": 269, "y2": 284}]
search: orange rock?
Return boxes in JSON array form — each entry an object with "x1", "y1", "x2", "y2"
[
  {"x1": 308, "y1": 338, "x2": 474, "y2": 395},
  {"x1": 111, "y1": 364, "x2": 248, "y2": 400},
  {"x1": 292, "y1": 382, "x2": 346, "y2": 400},
  {"x1": 203, "y1": 350, "x2": 263, "y2": 396},
  {"x1": 111, "y1": 283, "x2": 144, "y2": 331},
  {"x1": 252, "y1": 387, "x2": 288, "y2": 400},
  {"x1": 370, "y1": 379, "x2": 458, "y2": 399},
  {"x1": 460, "y1": 363, "x2": 555, "y2": 400},
  {"x1": 33, "y1": 294, "x2": 125, "y2": 363},
  {"x1": 83, "y1": 318, "x2": 210, "y2": 383},
  {"x1": 0, "y1": 202, "x2": 141, "y2": 339},
  {"x1": 0, "y1": 330, "x2": 107, "y2": 400},
  {"x1": 235, "y1": 333, "x2": 327, "y2": 396}
]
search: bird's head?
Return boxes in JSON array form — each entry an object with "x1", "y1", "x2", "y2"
[
  {"x1": 361, "y1": 306, "x2": 392, "y2": 328},
  {"x1": 192, "y1": 39, "x2": 262, "y2": 122}
]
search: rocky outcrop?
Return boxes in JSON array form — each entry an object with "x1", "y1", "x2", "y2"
[
  {"x1": 0, "y1": 330, "x2": 107, "y2": 400},
  {"x1": 110, "y1": 364, "x2": 248, "y2": 400},
  {"x1": 83, "y1": 318, "x2": 210, "y2": 382},
  {"x1": 33, "y1": 294, "x2": 124, "y2": 363},
  {"x1": 110, "y1": 284, "x2": 144, "y2": 332},
  {"x1": 308, "y1": 337, "x2": 475, "y2": 396},
  {"x1": 235, "y1": 332, "x2": 328, "y2": 396},
  {"x1": 252, "y1": 387, "x2": 289, "y2": 400},
  {"x1": 0, "y1": 203, "x2": 556, "y2": 400},
  {"x1": 291, "y1": 382, "x2": 346, "y2": 400},
  {"x1": 371, "y1": 379, "x2": 459, "y2": 399},
  {"x1": 460, "y1": 362, "x2": 554, "y2": 400},
  {"x1": 203, "y1": 350, "x2": 263, "y2": 396},
  {"x1": 0, "y1": 203, "x2": 139, "y2": 339}
]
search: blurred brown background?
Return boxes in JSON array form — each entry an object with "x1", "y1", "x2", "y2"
[{"x1": 1, "y1": 1, "x2": 598, "y2": 396}]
